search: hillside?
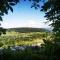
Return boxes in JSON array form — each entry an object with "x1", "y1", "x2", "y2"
[{"x1": 7, "y1": 27, "x2": 50, "y2": 33}]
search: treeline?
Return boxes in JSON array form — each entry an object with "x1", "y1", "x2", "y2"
[{"x1": 7, "y1": 27, "x2": 50, "y2": 33}]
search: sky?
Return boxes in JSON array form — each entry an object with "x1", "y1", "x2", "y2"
[{"x1": 1, "y1": 0, "x2": 51, "y2": 29}]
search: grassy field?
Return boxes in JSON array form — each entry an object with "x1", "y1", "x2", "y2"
[
  {"x1": 0, "y1": 31, "x2": 50, "y2": 48},
  {"x1": 0, "y1": 31, "x2": 54, "y2": 60}
]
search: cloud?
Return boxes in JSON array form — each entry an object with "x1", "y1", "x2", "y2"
[
  {"x1": 1, "y1": 19, "x2": 51, "y2": 28},
  {"x1": 19, "y1": 20, "x2": 51, "y2": 28}
]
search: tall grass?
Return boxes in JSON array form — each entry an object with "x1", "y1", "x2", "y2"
[{"x1": 0, "y1": 32, "x2": 50, "y2": 47}]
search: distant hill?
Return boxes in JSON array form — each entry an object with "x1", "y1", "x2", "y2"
[{"x1": 7, "y1": 27, "x2": 50, "y2": 33}]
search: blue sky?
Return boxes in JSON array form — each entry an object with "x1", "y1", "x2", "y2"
[{"x1": 1, "y1": 0, "x2": 51, "y2": 28}]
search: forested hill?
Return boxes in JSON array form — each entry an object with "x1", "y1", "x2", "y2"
[{"x1": 7, "y1": 27, "x2": 50, "y2": 32}]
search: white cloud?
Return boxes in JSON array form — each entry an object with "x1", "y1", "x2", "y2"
[
  {"x1": 23, "y1": 20, "x2": 50, "y2": 28},
  {"x1": 1, "y1": 19, "x2": 51, "y2": 28}
]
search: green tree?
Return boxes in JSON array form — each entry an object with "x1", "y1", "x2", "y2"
[
  {"x1": 40, "y1": 0, "x2": 60, "y2": 59},
  {"x1": 40, "y1": 0, "x2": 60, "y2": 41},
  {"x1": 0, "y1": 0, "x2": 19, "y2": 35}
]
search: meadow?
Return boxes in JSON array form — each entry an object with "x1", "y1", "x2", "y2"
[
  {"x1": 0, "y1": 31, "x2": 56, "y2": 60},
  {"x1": 0, "y1": 31, "x2": 50, "y2": 48}
]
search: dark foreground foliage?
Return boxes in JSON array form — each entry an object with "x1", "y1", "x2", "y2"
[{"x1": 0, "y1": 39, "x2": 60, "y2": 60}]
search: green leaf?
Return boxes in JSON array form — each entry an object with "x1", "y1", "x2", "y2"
[
  {"x1": 0, "y1": 16, "x2": 3, "y2": 21},
  {"x1": 4, "y1": 9, "x2": 8, "y2": 14},
  {"x1": 9, "y1": 6, "x2": 13, "y2": 12},
  {"x1": 0, "y1": 13, "x2": 4, "y2": 16},
  {"x1": 9, "y1": 3, "x2": 16, "y2": 6}
]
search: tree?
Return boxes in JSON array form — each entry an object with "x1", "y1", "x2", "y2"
[
  {"x1": 0, "y1": 0, "x2": 19, "y2": 35},
  {"x1": 40, "y1": 0, "x2": 60, "y2": 41},
  {"x1": 40, "y1": 0, "x2": 60, "y2": 59}
]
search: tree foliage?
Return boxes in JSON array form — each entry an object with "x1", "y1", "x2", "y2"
[
  {"x1": 40, "y1": 0, "x2": 60, "y2": 59},
  {"x1": 0, "y1": 0, "x2": 19, "y2": 20},
  {"x1": 40, "y1": 0, "x2": 60, "y2": 41},
  {"x1": 0, "y1": 0, "x2": 19, "y2": 35}
]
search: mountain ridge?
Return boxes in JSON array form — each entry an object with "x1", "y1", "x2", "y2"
[{"x1": 7, "y1": 27, "x2": 50, "y2": 32}]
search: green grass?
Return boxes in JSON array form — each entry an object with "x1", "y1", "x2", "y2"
[
  {"x1": 0, "y1": 31, "x2": 50, "y2": 48},
  {"x1": 0, "y1": 31, "x2": 54, "y2": 60}
]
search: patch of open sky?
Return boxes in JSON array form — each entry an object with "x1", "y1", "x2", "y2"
[{"x1": 1, "y1": 0, "x2": 51, "y2": 29}]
